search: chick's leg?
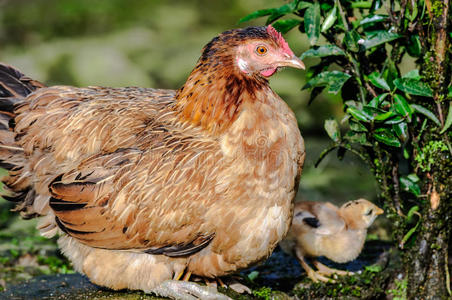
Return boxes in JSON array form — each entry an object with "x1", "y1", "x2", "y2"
[
  {"x1": 313, "y1": 260, "x2": 353, "y2": 276},
  {"x1": 152, "y1": 280, "x2": 232, "y2": 300},
  {"x1": 295, "y1": 249, "x2": 331, "y2": 283}
]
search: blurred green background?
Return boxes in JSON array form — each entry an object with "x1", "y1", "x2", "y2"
[{"x1": 0, "y1": 0, "x2": 380, "y2": 291}]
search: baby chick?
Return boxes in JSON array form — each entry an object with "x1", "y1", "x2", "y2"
[{"x1": 281, "y1": 199, "x2": 383, "y2": 282}]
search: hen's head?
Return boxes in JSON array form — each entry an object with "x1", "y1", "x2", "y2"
[
  {"x1": 200, "y1": 25, "x2": 304, "y2": 79},
  {"x1": 177, "y1": 26, "x2": 304, "y2": 134}
]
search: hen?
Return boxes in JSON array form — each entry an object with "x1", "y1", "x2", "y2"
[
  {"x1": 281, "y1": 199, "x2": 383, "y2": 282},
  {"x1": 0, "y1": 26, "x2": 305, "y2": 299}
]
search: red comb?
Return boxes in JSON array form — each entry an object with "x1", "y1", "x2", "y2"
[{"x1": 266, "y1": 25, "x2": 294, "y2": 56}]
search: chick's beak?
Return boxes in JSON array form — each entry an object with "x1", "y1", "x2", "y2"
[
  {"x1": 375, "y1": 207, "x2": 384, "y2": 215},
  {"x1": 279, "y1": 55, "x2": 305, "y2": 70}
]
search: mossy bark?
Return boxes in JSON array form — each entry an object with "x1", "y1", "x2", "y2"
[
  {"x1": 369, "y1": 0, "x2": 451, "y2": 298},
  {"x1": 403, "y1": 0, "x2": 451, "y2": 298}
]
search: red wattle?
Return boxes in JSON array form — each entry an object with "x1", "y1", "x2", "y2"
[{"x1": 260, "y1": 68, "x2": 277, "y2": 77}]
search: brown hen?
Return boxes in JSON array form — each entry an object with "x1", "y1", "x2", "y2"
[{"x1": 0, "y1": 26, "x2": 305, "y2": 299}]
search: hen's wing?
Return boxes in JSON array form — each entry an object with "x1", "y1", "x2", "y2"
[
  {"x1": 294, "y1": 202, "x2": 345, "y2": 236},
  {"x1": 13, "y1": 86, "x2": 220, "y2": 255}
]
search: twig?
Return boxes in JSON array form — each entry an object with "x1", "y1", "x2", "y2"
[
  {"x1": 436, "y1": 102, "x2": 445, "y2": 126},
  {"x1": 446, "y1": 248, "x2": 451, "y2": 296},
  {"x1": 392, "y1": 163, "x2": 404, "y2": 216},
  {"x1": 365, "y1": 82, "x2": 378, "y2": 98}
]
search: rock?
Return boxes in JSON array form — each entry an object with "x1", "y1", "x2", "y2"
[{"x1": 0, "y1": 273, "x2": 162, "y2": 300}]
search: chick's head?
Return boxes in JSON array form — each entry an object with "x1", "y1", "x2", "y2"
[{"x1": 340, "y1": 198, "x2": 384, "y2": 230}]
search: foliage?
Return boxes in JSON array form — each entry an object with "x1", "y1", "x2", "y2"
[
  {"x1": 388, "y1": 278, "x2": 408, "y2": 300},
  {"x1": 241, "y1": 0, "x2": 451, "y2": 297}
]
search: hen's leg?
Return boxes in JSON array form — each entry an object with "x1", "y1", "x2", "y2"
[
  {"x1": 295, "y1": 249, "x2": 331, "y2": 283},
  {"x1": 313, "y1": 260, "x2": 353, "y2": 276},
  {"x1": 152, "y1": 280, "x2": 231, "y2": 300}
]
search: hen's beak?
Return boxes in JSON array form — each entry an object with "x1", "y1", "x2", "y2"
[{"x1": 279, "y1": 55, "x2": 305, "y2": 70}]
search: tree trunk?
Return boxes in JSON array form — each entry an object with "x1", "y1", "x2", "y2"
[
  {"x1": 406, "y1": 207, "x2": 451, "y2": 299},
  {"x1": 405, "y1": 0, "x2": 451, "y2": 298}
]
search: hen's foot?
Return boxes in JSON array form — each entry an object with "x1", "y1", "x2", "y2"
[
  {"x1": 152, "y1": 280, "x2": 231, "y2": 300},
  {"x1": 313, "y1": 260, "x2": 354, "y2": 277},
  {"x1": 201, "y1": 276, "x2": 251, "y2": 294}
]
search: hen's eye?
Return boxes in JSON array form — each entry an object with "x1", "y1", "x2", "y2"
[{"x1": 256, "y1": 45, "x2": 268, "y2": 55}]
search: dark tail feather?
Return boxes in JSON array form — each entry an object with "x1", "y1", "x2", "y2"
[
  {"x1": 0, "y1": 62, "x2": 44, "y2": 164},
  {"x1": 0, "y1": 63, "x2": 45, "y2": 99},
  {"x1": 0, "y1": 63, "x2": 45, "y2": 212}
]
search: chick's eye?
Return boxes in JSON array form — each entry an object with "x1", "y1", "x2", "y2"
[
  {"x1": 365, "y1": 209, "x2": 373, "y2": 216},
  {"x1": 256, "y1": 45, "x2": 268, "y2": 55}
]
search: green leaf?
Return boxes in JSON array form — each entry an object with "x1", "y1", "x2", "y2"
[
  {"x1": 247, "y1": 271, "x2": 259, "y2": 281},
  {"x1": 239, "y1": 9, "x2": 276, "y2": 23},
  {"x1": 324, "y1": 119, "x2": 341, "y2": 142},
  {"x1": 304, "y1": 1, "x2": 321, "y2": 45},
  {"x1": 407, "y1": 35, "x2": 422, "y2": 57},
  {"x1": 393, "y1": 94, "x2": 413, "y2": 120},
  {"x1": 371, "y1": 0, "x2": 383, "y2": 12},
  {"x1": 272, "y1": 1, "x2": 303, "y2": 23},
  {"x1": 300, "y1": 45, "x2": 345, "y2": 59},
  {"x1": 343, "y1": 30, "x2": 361, "y2": 52},
  {"x1": 272, "y1": 19, "x2": 302, "y2": 34},
  {"x1": 448, "y1": 87, "x2": 452, "y2": 98},
  {"x1": 349, "y1": 120, "x2": 368, "y2": 132},
  {"x1": 298, "y1": 1, "x2": 313, "y2": 10},
  {"x1": 384, "y1": 115, "x2": 405, "y2": 125},
  {"x1": 368, "y1": 93, "x2": 389, "y2": 108},
  {"x1": 393, "y1": 121, "x2": 409, "y2": 142},
  {"x1": 303, "y1": 71, "x2": 352, "y2": 94},
  {"x1": 400, "y1": 222, "x2": 420, "y2": 248},
  {"x1": 351, "y1": 1, "x2": 372, "y2": 8},
  {"x1": 394, "y1": 78, "x2": 433, "y2": 97},
  {"x1": 368, "y1": 72, "x2": 390, "y2": 90},
  {"x1": 347, "y1": 107, "x2": 372, "y2": 122},
  {"x1": 411, "y1": 104, "x2": 441, "y2": 126},
  {"x1": 440, "y1": 102, "x2": 452, "y2": 134},
  {"x1": 374, "y1": 110, "x2": 396, "y2": 121},
  {"x1": 381, "y1": 59, "x2": 398, "y2": 90},
  {"x1": 373, "y1": 128, "x2": 402, "y2": 147},
  {"x1": 344, "y1": 131, "x2": 371, "y2": 145},
  {"x1": 400, "y1": 176, "x2": 421, "y2": 196},
  {"x1": 321, "y1": 5, "x2": 337, "y2": 32},
  {"x1": 365, "y1": 265, "x2": 382, "y2": 273},
  {"x1": 360, "y1": 31, "x2": 401, "y2": 50},
  {"x1": 358, "y1": 14, "x2": 389, "y2": 26},
  {"x1": 402, "y1": 69, "x2": 420, "y2": 80}
]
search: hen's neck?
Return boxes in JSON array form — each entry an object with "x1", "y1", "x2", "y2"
[{"x1": 175, "y1": 55, "x2": 268, "y2": 135}]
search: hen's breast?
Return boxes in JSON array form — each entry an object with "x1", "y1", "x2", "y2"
[{"x1": 187, "y1": 90, "x2": 305, "y2": 276}]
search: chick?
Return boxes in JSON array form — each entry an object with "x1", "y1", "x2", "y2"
[{"x1": 281, "y1": 199, "x2": 383, "y2": 282}]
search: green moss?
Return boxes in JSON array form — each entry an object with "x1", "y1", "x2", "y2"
[
  {"x1": 388, "y1": 278, "x2": 408, "y2": 300},
  {"x1": 293, "y1": 267, "x2": 389, "y2": 299},
  {"x1": 414, "y1": 140, "x2": 448, "y2": 172},
  {"x1": 430, "y1": 1, "x2": 445, "y2": 18},
  {"x1": 253, "y1": 286, "x2": 273, "y2": 300}
]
